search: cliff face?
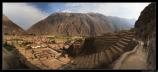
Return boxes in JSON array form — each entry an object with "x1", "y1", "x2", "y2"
[
  {"x1": 3, "y1": 15, "x2": 26, "y2": 35},
  {"x1": 134, "y1": 3, "x2": 156, "y2": 69}
]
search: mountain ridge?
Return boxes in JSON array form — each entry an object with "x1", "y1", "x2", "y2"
[
  {"x1": 3, "y1": 15, "x2": 26, "y2": 35},
  {"x1": 27, "y1": 13, "x2": 135, "y2": 36}
]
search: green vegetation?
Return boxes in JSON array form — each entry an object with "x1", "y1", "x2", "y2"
[
  {"x1": 47, "y1": 36, "x2": 55, "y2": 40},
  {"x1": 47, "y1": 35, "x2": 85, "y2": 44},
  {"x1": 4, "y1": 33, "x2": 8, "y2": 35},
  {"x1": 54, "y1": 35, "x2": 71, "y2": 39},
  {"x1": 47, "y1": 35, "x2": 84, "y2": 39},
  {"x1": 3, "y1": 42, "x2": 15, "y2": 51},
  {"x1": 47, "y1": 35, "x2": 72, "y2": 40},
  {"x1": 13, "y1": 38, "x2": 23, "y2": 41},
  {"x1": 2, "y1": 39, "x2": 6, "y2": 44},
  {"x1": 21, "y1": 41, "x2": 32, "y2": 46}
]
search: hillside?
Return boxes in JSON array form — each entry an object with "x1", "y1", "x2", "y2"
[
  {"x1": 3, "y1": 15, "x2": 26, "y2": 35},
  {"x1": 27, "y1": 13, "x2": 135, "y2": 36},
  {"x1": 108, "y1": 16, "x2": 135, "y2": 31}
]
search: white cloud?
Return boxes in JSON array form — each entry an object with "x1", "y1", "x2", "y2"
[
  {"x1": 61, "y1": 9, "x2": 72, "y2": 13},
  {"x1": 3, "y1": 3, "x2": 150, "y2": 30},
  {"x1": 61, "y1": 3, "x2": 150, "y2": 19},
  {"x1": 3, "y1": 3, "x2": 48, "y2": 30}
]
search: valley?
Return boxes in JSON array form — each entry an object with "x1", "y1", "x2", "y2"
[{"x1": 2, "y1": 3, "x2": 156, "y2": 70}]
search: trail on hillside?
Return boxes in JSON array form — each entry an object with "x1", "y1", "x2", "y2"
[{"x1": 113, "y1": 40, "x2": 148, "y2": 69}]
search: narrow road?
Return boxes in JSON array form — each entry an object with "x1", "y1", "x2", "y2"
[{"x1": 113, "y1": 40, "x2": 148, "y2": 69}]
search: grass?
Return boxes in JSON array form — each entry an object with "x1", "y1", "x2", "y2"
[
  {"x1": 47, "y1": 35, "x2": 84, "y2": 44},
  {"x1": 47, "y1": 36, "x2": 55, "y2": 40},
  {"x1": 13, "y1": 38, "x2": 23, "y2": 41},
  {"x1": 47, "y1": 35, "x2": 72, "y2": 40}
]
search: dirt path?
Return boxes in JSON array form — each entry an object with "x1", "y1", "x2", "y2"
[{"x1": 113, "y1": 40, "x2": 148, "y2": 69}]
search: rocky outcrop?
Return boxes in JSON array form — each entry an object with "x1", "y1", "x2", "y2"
[
  {"x1": 134, "y1": 3, "x2": 156, "y2": 69},
  {"x1": 3, "y1": 15, "x2": 26, "y2": 35}
]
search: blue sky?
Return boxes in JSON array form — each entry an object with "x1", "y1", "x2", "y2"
[
  {"x1": 3, "y1": 3, "x2": 150, "y2": 30},
  {"x1": 28, "y1": 3, "x2": 65, "y2": 13}
]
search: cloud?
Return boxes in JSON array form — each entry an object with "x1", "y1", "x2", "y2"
[
  {"x1": 59, "y1": 8, "x2": 73, "y2": 13},
  {"x1": 59, "y1": 3, "x2": 150, "y2": 19},
  {"x1": 3, "y1": 3, "x2": 150, "y2": 30},
  {"x1": 3, "y1": 3, "x2": 48, "y2": 30}
]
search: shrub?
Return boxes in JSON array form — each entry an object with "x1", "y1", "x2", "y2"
[{"x1": 3, "y1": 42, "x2": 15, "y2": 51}]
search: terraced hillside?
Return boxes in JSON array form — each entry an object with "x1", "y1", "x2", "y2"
[
  {"x1": 60, "y1": 30, "x2": 138, "y2": 69},
  {"x1": 3, "y1": 30, "x2": 138, "y2": 69}
]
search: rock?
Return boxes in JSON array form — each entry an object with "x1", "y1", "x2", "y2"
[{"x1": 134, "y1": 3, "x2": 156, "y2": 69}]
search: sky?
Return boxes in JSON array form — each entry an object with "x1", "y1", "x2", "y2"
[{"x1": 3, "y1": 3, "x2": 150, "y2": 30}]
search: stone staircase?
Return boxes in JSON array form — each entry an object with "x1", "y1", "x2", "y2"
[{"x1": 60, "y1": 31, "x2": 138, "y2": 69}]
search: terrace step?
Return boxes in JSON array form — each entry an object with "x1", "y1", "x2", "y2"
[
  {"x1": 75, "y1": 57, "x2": 86, "y2": 68},
  {"x1": 94, "y1": 52, "x2": 99, "y2": 66},
  {"x1": 109, "y1": 47, "x2": 120, "y2": 55},
  {"x1": 88, "y1": 54, "x2": 96, "y2": 68},
  {"x1": 126, "y1": 34, "x2": 134, "y2": 37},
  {"x1": 72, "y1": 56, "x2": 84, "y2": 65},
  {"x1": 108, "y1": 48, "x2": 117, "y2": 60},
  {"x1": 82, "y1": 55, "x2": 91, "y2": 68},
  {"x1": 85, "y1": 55, "x2": 91, "y2": 68},
  {"x1": 105, "y1": 49, "x2": 113, "y2": 63},
  {"x1": 118, "y1": 40, "x2": 128, "y2": 45},
  {"x1": 121, "y1": 38, "x2": 131, "y2": 42},
  {"x1": 115, "y1": 42, "x2": 126, "y2": 48},
  {"x1": 112, "y1": 45, "x2": 124, "y2": 54},
  {"x1": 124, "y1": 36, "x2": 133, "y2": 39},
  {"x1": 98, "y1": 51, "x2": 109, "y2": 65},
  {"x1": 109, "y1": 47, "x2": 120, "y2": 60}
]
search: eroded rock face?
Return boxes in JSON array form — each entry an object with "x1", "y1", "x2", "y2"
[
  {"x1": 3, "y1": 15, "x2": 26, "y2": 35},
  {"x1": 134, "y1": 3, "x2": 156, "y2": 69}
]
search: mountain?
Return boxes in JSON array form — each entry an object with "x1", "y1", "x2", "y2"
[
  {"x1": 134, "y1": 3, "x2": 156, "y2": 69},
  {"x1": 3, "y1": 15, "x2": 26, "y2": 35},
  {"x1": 27, "y1": 13, "x2": 115, "y2": 36},
  {"x1": 108, "y1": 16, "x2": 136, "y2": 31},
  {"x1": 27, "y1": 13, "x2": 135, "y2": 36}
]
